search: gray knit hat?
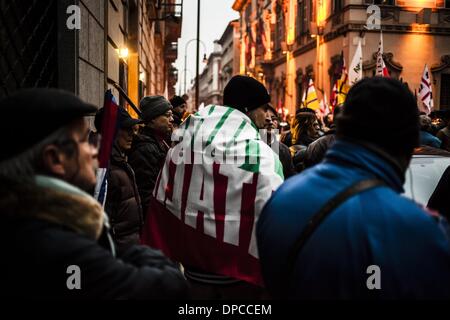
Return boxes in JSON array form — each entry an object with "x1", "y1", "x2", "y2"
[{"x1": 140, "y1": 95, "x2": 172, "y2": 122}]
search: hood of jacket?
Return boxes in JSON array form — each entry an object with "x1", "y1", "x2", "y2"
[
  {"x1": 324, "y1": 139, "x2": 405, "y2": 192},
  {"x1": 0, "y1": 175, "x2": 104, "y2": 240}
]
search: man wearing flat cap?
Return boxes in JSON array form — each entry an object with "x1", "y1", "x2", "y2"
[
  {"x1": 0, "y1": 89, "x2": 187, "y2": 299},
  {"x1": 129, "y1": 95, "x2": 174, "y2": 214}
]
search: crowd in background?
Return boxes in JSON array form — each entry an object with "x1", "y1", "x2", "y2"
[{"x1": 1, "y1": 76, "x2": 450, "y2": 299}]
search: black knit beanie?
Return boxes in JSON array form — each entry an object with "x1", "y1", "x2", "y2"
[
  {"x1": 223, "y1": 75, "x2": 273, "y2": 114},
  {"x1": 170, "y1": 95, "x2": 186, "y2": 109},
  {"x1": 336, "y1": 77, "x2": 419, "y2": 156}
]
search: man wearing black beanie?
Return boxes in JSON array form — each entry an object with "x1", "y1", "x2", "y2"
[
  {"x1": 223, "y1": 75, "x2": 295, "y2": 177},
  {"x1": 169, "y1": 95, "x2": 188, "y2": 127},
  {"x1": 128, "y1": 95, "x2": 174, "y2": 214},
  {"x1": 258, "y1": 77, "x2": 450, "y2": 299},
  {"x1": 223, "y1": 75, "x2": 277, "y2": 129}
]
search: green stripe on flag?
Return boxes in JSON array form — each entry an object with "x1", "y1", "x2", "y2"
[
  {"x1": 205, "y1": 107, "x2": 234, "y2": 147},
  {"x1": 208, "y1": 105, "x2": 216, "y2": 115},
  {"x1": 225, "y1": 119, "x2": 247, "y2": 150},
  {"x1": 274, "y1": 154, "x2": 284, "y2": 180},
  {"x1": 191, "y1": 118, "x2": 204, "y2": 149},
  {"x1": 239, "y1": 139, "x2": 260, "y2": 173},
  {"x1": 182, "y1": 115, "x2": 191, "y2": 130}
]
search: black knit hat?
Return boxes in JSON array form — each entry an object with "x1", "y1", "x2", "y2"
[
  {"x1": 170, "y1": 95, "x2": 186, "y2": 108},
  {"x1": 140, "y1": 95, "x2": 172, "y2": 122},
  {"x1": 0, "y1": 88, "x2": 97, "y2": 162},
  {"x1": 223, "y1": 75, "x2": 274, "y2": 114},
  {"x1": 336, "y1": 77, "x2": 419, "y2": 156}
]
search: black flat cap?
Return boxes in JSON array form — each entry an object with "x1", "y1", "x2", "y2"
[{"x1": 0, "y1": 88, "x2": 98, "y2": 162}]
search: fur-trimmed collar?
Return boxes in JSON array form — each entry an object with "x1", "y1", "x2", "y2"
[{"x1": 0, "y1": 175, "x2": 104, "y2": 240}]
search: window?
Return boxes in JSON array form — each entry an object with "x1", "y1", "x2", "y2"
[
  {"x1": 333, "y1": 0, "x2": 343, "y2": 13},
  {"x1": 441, "y1": 74, "x2": 450, "y2": 110},
  {"x1": 297, "y1": 0, "x2": 302, "y2": 40},
  {"x1": 297, "y1": 0, "x2": 307, "y2": 42},
  {"x1": 275, "y1": 4, "x2": 284, "y2": 51}
]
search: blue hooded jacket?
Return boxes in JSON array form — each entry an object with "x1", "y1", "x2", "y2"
[{"x1": 257, "y1": 139, "x2": 450, "y2": 299}]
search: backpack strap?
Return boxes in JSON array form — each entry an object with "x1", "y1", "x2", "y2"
[{"x1": 283, "y1": 178, "x2": 386, "y2": 296}]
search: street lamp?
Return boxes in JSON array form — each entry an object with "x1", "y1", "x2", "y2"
[
  {"x1": 183, "y1": 38, "x2": 207, "y2": 95},
  {"x1": 178, "y1": 69, "x2": 193, "y2": 95}
]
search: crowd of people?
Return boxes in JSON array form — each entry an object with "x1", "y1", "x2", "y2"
[{"x1": 1, "y1": 76, "x2": 450, "y2": 299}]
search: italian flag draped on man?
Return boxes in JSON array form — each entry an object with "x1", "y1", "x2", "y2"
[{"x1": 141, "y1": 105, "x2": 284, "y2": 286}]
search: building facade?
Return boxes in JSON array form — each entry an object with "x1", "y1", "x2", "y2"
[
  {"x1": 189, "y1": 19, "x2": 240, "y2": 111},
  {"x1": 233, "y1": 0, "x2": 450, "y2": 116},
  {"x1": 0, "y1": 0, "x2": 183, "y2": 119},
  {"x1": 197, "y1": 40, "x2": 222, "y2": 107},
  {"x1": 218, "y1": 19, "x2": 241, "y2": 93}
]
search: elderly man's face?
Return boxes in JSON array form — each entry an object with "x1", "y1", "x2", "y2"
[
  {"x1": 248, "y1": 104, "x2": 274, "y2": 130},
  {"x1": 57, "y1": 118, "x2": 98, "y2": 192}
]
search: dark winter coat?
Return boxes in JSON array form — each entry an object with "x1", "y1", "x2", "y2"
[
  {"x1": 267, "y1": 135, "x2": 295, "y2": 179},
  {"x1": 105, "y1": 143, "x2": 143, "y2": 253},
  {"x1": 304, "y1": 129, "x2": 337, "y2": 168},
  {"x1": 437, "y1": 127, "x2": 450, "y2": 151},
  {"x1": 258, "y1": 140, "x2": 450, "y2": 299},
  {"x1": 279, "y1": 142, "x2": 296, "y2": 179},
  {"x1": 428, "y1": 166, "x2": 450, "y2": 222},
  {"x1": 128, "y1": 127, "x2": 170, "y2": 214},
  {"x1": 0, "y1": 175, "x2": 188, "y2": 299}
]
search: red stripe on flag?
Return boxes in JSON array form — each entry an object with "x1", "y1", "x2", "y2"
[
  {"x1": 180, "y1": 151, "x2": 194, "y2": 223},
  {"x1": 164, "y1": 159, "x2": 177, "y2": 206},
  {"x1": 421, "y1": 92, "x2": 430, "y2": 101},
  {"x1": 141, "y1": 196, "x2": 263, "y2": 285},
  {"x1": 239, "y1": 173, "x2": 258, "y2": 259}
]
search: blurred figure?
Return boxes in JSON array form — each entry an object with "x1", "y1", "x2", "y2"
[
  {"x1": 437, "y1": 113, "x2": 450, "y2": 152},
  {"x1": 289, "y1": 108, "x2": 321, "y2": 171},
  {"x1": 257, "y1": 77, "x2": 450, "y2": 299},
  {"x1": 323, "y1": 113, "x2": 334, "y2": 131},
  {"x1": 95, "y1": 107, "x2": 144, "y2": 254},
  {"x1": 266, "y1": 109, "x2": 296, "y2": 179},
  {"x1": 128, "y1": 96, "x2": 174, "y2": 214},
  {"x1": 303, "y1": 104, "x2": 343, "y2": 168},
  {"x1": 169, "y1": 95, "x2": 188, "y2": 128},
  {"x1": 290, "y1": 108, "x2": 320, "y2": 148},
  {"x1": 419, "y1": 114, "x2": 442, "y2": 148},
  {"x1": 0, "y1": 89, "x2": 187, "y2": 299},
  {"x1": 428, "y1": 165, "x2": 450, "y2": 223}
]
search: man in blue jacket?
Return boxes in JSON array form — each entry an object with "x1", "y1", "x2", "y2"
[{"x1": 257, "y1": 77, "x2": 450, "y2": 299}]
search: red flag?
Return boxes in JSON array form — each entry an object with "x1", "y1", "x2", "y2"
[
  {"x1": 94, "y1": 90, "x2": 119, "y2": 207},
  {"x1": 98, "y1": 90, "x2": 119, "y2": 168}
]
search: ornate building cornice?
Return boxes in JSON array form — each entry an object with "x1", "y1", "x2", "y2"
[
  {"x1": 363, "y1": 52, "x2": 403, "y2": 72},
  {"x1": 431, "y1": 55, "x2": 450, "y2": 73}
]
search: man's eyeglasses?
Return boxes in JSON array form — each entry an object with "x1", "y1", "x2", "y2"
[{"x1": 88, "y1": 132, "x2": 102, "y2": 149}]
